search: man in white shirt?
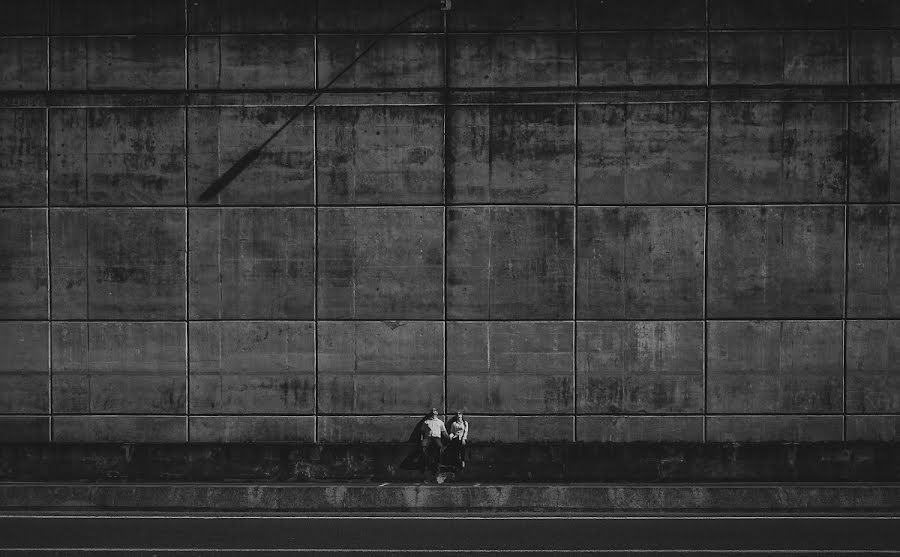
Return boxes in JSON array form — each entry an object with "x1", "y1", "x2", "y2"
[{"x1": 419, "y1": 408, "x2": 447, "y2": 474}]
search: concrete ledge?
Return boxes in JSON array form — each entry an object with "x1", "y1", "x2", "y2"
[{"x1": 2, "y1": 483, "x2": 900, "y2": 513}]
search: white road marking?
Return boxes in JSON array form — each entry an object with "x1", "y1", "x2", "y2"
[
  {"x1": 0, "y1": 515, "x2": 896, "y2": 520},
  {"x1": 0, "y1": 549, "x2": 897, "y2": 554}
]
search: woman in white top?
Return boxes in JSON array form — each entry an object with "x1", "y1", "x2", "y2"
[{"x1": 447, "y1": 410, "x2": 469, "y2": 470}]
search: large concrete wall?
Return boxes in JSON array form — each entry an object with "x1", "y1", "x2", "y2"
[{"x1": 1, "y1": 0, "x2": 899, "y2": 443}]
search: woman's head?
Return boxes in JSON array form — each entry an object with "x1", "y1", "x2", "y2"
[{"x1": 456, "y1": 410, "x2": 464, "y2": 419}]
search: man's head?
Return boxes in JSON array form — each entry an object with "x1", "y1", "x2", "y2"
[{"x1": 430, "y1": 408, "x2": 438, "y2": 418}]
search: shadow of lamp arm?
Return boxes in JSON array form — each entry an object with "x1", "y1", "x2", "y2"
[{"x1": 197, "y1": 2, "x2": 443, "y2": 203}]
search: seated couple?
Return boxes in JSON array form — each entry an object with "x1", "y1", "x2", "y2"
[{"x1": 419, "y1": 408, "x2": 468, "y2": 475}]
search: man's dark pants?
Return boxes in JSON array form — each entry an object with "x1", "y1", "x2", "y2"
[{"x1": 420, "y1": 437, "x2": 444, "y2": 472}]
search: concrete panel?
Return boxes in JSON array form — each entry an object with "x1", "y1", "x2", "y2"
[
  {"x1": 576, "y1": 321, "x2": 703, "y2": 414},
  {"x1": 317, "y1": 415, "x2": 424, "y2": 442},
  {"x1": 188, "y1": 107, "x2": 314, "y2": 205},
  {"x1": 446, "y1": 321, "x2": 573, "y2": 414},
  {"x1": 0, "y1": 38, "x2": 47, "y2": 91},
  {"x1": 189, "y1": 36, "x2": 315, "y2": 90},
  {"x1": 706, "y1": 416, "x2": 843, "y2": 442},
  {"x1": 318, "y1": 321, "x2": 443, "y2": 414},
  {"x1": 318, "y1": 35, "x2": 442, "y2": 89},
  {"x1": 190, "y1": 417, "x2": 315, "y2": 443},
  {"x1": 465, "y1": 416, "x2": 574, "y2": 442},
  {"x1": 846, "y1": 416, "x2": 900, "y2": 441},
  {"x1": 577, "y1": 104, "x2": 706, "y2": 204},
  {"x1": 710, "y1": 103, "x2": 846, "y2": 203},
  {"x1": 189, "y1": 0, "x2": 315, "y2": 33},
  {"x1": 848, "y1": 206, "x2": 900, "y2": 317},
  {"x1": 317, "y1": 208, "x2": 443, "y2": 319},
  {"x1": 448, "y1": 105, "x2": 574, "y2": 204},
  {"x1": 316, "y1": 0, "x2": 442, "y2": 32},
  {"x1": 849, "y1": 103, "x2": 900, "y2": 202},
  {"x1": 709, "y1": 0, "x2": 847, "y2": 28},
  {"x1": 851, "y1": 31, "x2": 900, "y2": 84},
  {"x1": 0, "y1": 417, "x2": 49, "y2": 442},
  {"x1": 317, "y1": 106, "x2": 443, "y2": 204},
  {"x1": 852, "y1": 0, "x2": 900, "y2": 27},
  {"x1": 0, "y1": 1, "x2": 48, "y2": 34},
  {"x1": 53, "y1": 416, "x2": 186, "y2": 443},
  {"x1": 190, "y1": 321, "x2": 315, "y2": 414},
  {"x1": 710, "y1": 32, "x2": 846, "y2": 85},
  {"x1": 707, "y1": 321, "x2": 843, "y2": 414},
  {"x1": 707, "y1": 206, "x2": 845, "y2": 318},
  {"x1": 577, "y1": 207, "x2": 704, "y2": 319},
  {"x1": 50, "y1": 0, "x2": 183, "y2": 34},
  {"x1": 50, "y1": 37, "x2": 184, "y2": 90},
  {"x1": 579, "y1": 32, "x2": 706, "y2": 86},
  {"x1": 49, "y1": 209, "x2": 185, "y2": 319},
  {"x1": 49, "y1": 108, "x2": 185, "y2": 206},
  {"x1": 189, "y1": 208, "x2": 314, "y2": 319},
  {"x1": 0, "y1": 209, "x2": 47, "y2": 319},
  {"x1": 577, "y1": 416, "x2": 703, "y2": 442},
  {"x1": 0, "y1": 109, "x2": 46, "y2": 206},
  {"x1": 447, "y1": 207, "x2": 574, "y2": 319},
  {"x1": 847, "y1": 321, "x2": 900, "y2": 413},
  {"x1": 450, "y1": 34, "x2": 575, "y2": 88},
  {"x1": 448, "y1": 0, "x2": 575, "y2": 31},
  {"x1": 51, "y1": 322, "x2": 186, "y2": 414},
  {"x1": 0, "y1": 322, "x2": 48, "y2": 414},
  {"x1": 578, "y1": 0, "x2": 705, "y2": 29}
]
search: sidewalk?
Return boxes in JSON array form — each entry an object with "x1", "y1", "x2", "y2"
[{"x1": 3, "y1": 482, "x2": 899, "y2": 512}]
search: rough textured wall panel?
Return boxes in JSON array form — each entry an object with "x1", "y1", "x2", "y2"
[{"x1": 1, "y1": 0, "x2": 899, "y2": 442}]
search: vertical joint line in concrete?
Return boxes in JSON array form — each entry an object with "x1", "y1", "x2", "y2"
[
  {"x1": 46, "y1": 1, "x2": 52, "y2": 441},
  {"x1": 184, "y1": 0, "x2": 190, "y2": 442},
  {"x1": 705, "y1": 0, "x2": 710, "y2": 88},
  {"x1": 843, "y1": 7, "x2": 850, "y2": 440},
  {"x1": 313, "y1": 105, "x2": 319, "y2": 443},
  {"x1": 572, "y1": 0, "x2": 579, "y2": 443},
  {"x1": 703, "y1": 0, "x2": 711, "y2": 442},
  {"x1": 442, "y1": 6, "x2": 450, "y2": 417}
]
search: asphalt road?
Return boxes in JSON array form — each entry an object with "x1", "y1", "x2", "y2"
[{"x1": 0, "y1": 514, "x2": 897, "y2": 555}]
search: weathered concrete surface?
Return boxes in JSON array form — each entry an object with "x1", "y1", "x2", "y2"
[
  {"x1": 52, "y1": 417, "x2": 187, "y2": 443},
  {"x1": 707, "y1": 206, "x2": 845, "y2": 318},
  {"x1": 578, "y1": 0, "x2": 705, "y2": 29},
  {"x1": 711, "y1": 32, "x2": 846, "y2": 85},
  {"x1": 0, "y1": 322, "x2": 48, "y2": 415},
  {"x1": 849, "y1": 102, "x2": 899, "y2": 201},
  {"x1": 709, "y1": 0, "x2": 847, "y2": 28},
  {"x1": 846, "y1": 320, "x2": 900, "y2": 414},
  {"x1": 578, "y1": 104, "x2": 706, "y2": 204},
  {"x1": 316, "y1": 0, "x2": 442, "y2": 33},
  {"x1": 0, "y1": 1, "x2": 47, "y2": 35},
  {"x1": 50, "y1": 37, "x2": 185, "y2": 90},
  {"x1": 189, "y1": 208, "x2": 314, "y2": 319},
  {"x1": 5, "y1": 443, "x2": 900, "y2": 483},
  {"x1": 189, "y1": 321, "x2": 316, "y2": 414},
  {"x1": 848, "y1": 206, "x2": 900, "y2": 317},
  {"x1": 449, "y1": 105, "x2": 573, "y2": 203},
  {"x1": 51, "y1": 322, "x2": 186, "y2": 414},
  {"x1": 451, "y1": 34, "x2": 575, "y2": 88},
  {"x1": 317, "y1": 208, "x2": 443, "y2": 319},
  {"x1": 577, "y1": 207, "x2": 704, "y2": 319},
  {"x1": 446, "y1": 321, "x2": 573, "y2": 414},
  {"x1": 50, "y1": 208, "x2": 185, "y2": 319},
  {"x1": 0, "y1": 417, "x2": 49, "y2": 442},
  {"x1": 579, "y1": 32, "x2": 706, "y2": 86},
  {"x1": 706, "y1": 416, "x2": 844, "y2": 442},
  {"x1": 0, "y1": 109, "x2": 45, "y2": 205},
  {"x1": 317, "y1": 106, "x2": 443, "y2": 204},
  {"x1": 189, "y1": 416, "x2": 315, "y2": 443},
  {"x1": 318, "y1": 35, "x2": 443, "y2": 89},
  {"x1": 577, "y1": 416, "x2": 703, "y2": 442},
  {"x1": 851, "y1": 31, "x2": 900, "y2": 84},
  {"x1": 449, "y1": 0, "x2": 574, "y2": 31},
  {"x1": 188, "y1": 107, "x2": 314, "y2": 205},
  {"x1": 0, "y1": 38, "x2": 47, "y2": 91},
  {"x1": 49, "y1": 108, "x2": 185, "y2": 206},
  {"x1": 0, "y1": 209, "x2": 48, "y2": 319},
  {"x1": 576, "y1": 321, "x2": 703, "y2": 415},
  {"x1": 189, "y1": 0, "x2": 315, "y2": 33},
  {"x1": 317, "y1": 415, "x2": 423, "y2": 442},
  {"x1": 707, "y1": 321, "x2": 843, "y2": 414},
  {"x1": 189, "y1": 36, "x2": 316, "y2": 90},
  {"x1": 710, "y1": 103, "x2": 847, "y2": 203},
  {"x1": 50, "y1": 0, "x2": 184, "y2": 34},
  {"x1": 317, "y1": 321, "x2": 444, "y2": 413},
  {"x1": 847, "y1": 416, "x2": 900, "y2": 441},
  {"x1": 447, "y1": 207, "x2": 573, "y2": 319}
]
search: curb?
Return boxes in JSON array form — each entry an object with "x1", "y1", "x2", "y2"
[{"x1": 2, "y1": 483, "x2": 900, "y2": 512}]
